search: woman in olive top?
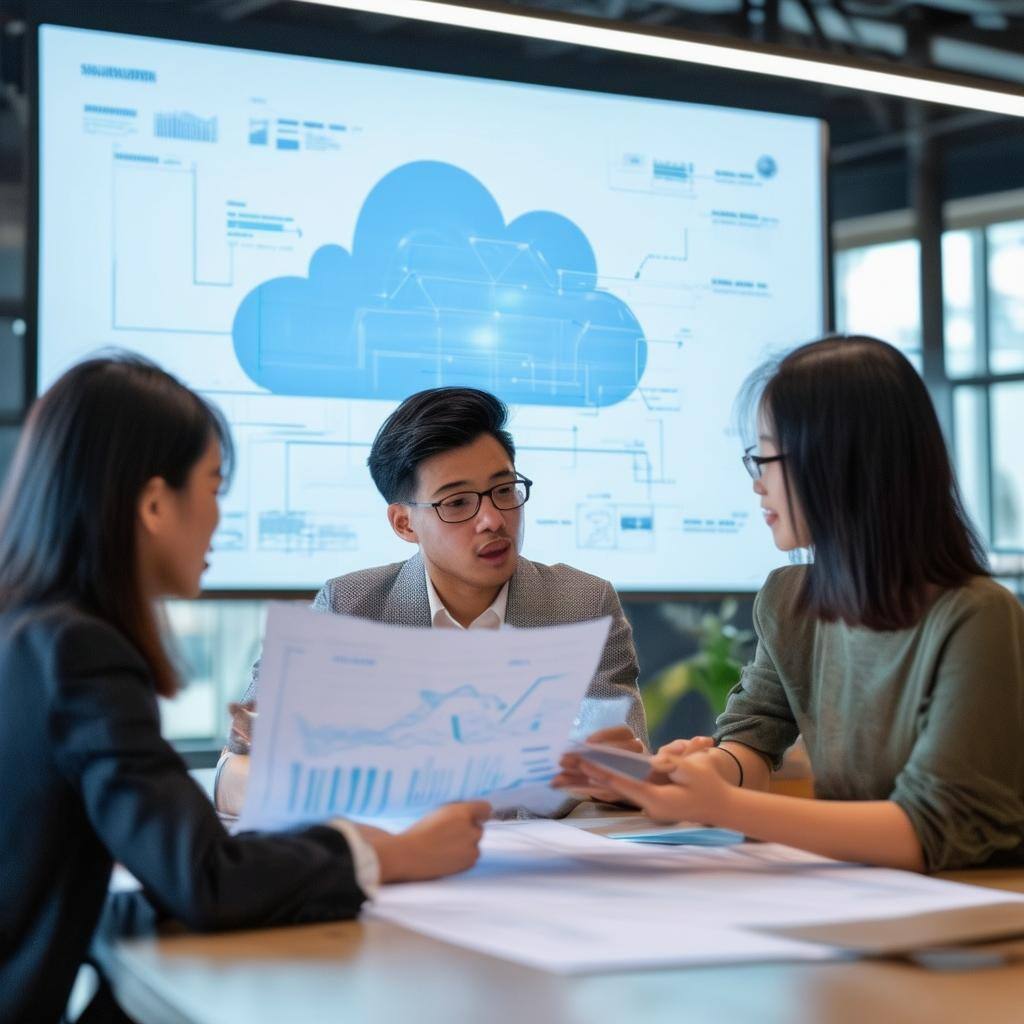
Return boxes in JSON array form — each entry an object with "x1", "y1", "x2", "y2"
[
  {"x1": 0, "y1": 356, "x2": 489, "y2": 1024},
  {"x1": 560, "y1": 335, "x2": 1024, "y2": 873}
]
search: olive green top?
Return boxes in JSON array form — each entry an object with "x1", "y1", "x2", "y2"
[{"x1": 715, "y1": 566, "x2": 1024, "y2": 871}]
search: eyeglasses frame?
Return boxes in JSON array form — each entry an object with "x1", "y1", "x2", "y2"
[
  {"x1": 742, "y1": 446, "x2": 786, "y2": 481},
  {"x1": 405, "y1": 474, "x2": 534, "y2": 523}
]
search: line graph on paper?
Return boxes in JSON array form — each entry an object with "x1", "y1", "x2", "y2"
[{"x1": 298, "y1": 674, "x2": 571, "y2": 752}]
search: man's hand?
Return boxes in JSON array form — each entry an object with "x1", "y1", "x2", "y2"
[
  {"x1": 359, "y1": 801, "x2": 492, "y2": 883},
  {"x1": 226, "y1": 701, "x2": 257, "y2": 756},
  {"x1": 588, "y1": 726, "x2": 645, "y2": 753},
  {"x1": 552, "y1": 726, "x2": 645, "y2": 804},
  {"x1": 571, "y1": 749, "x2": 732, "y2": 825}
]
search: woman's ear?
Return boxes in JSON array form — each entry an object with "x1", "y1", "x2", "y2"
[
  {"x1": 387, "y1": 502, "x2": 418, "y2": 545},
  {"x1": 137, "y1": 476, "x2": 170, "y2": 538}
]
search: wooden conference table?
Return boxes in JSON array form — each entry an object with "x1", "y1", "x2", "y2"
[{"x1": 95, "y1": 803, "x2": 1024, "y2": 1024}]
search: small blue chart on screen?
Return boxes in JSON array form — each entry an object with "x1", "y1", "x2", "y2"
[{"x1": 37, "y1": 24, "x2": 826, "y2": 591}]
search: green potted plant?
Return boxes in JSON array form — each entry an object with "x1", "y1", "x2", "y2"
[{"x1": 642, "y1": 600, "x2": 754, "y2": 741}]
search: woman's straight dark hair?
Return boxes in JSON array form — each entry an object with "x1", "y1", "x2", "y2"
[
  {"x1": 747, "y1": 335, "x2": 987, "y2": 630},
  {"x1": 0, "y1": 354, "x2": 233, "y2": 696}
]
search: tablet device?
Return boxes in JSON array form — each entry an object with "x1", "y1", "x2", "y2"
[{"x1": 571, "y1": 742, "x2": 653, "y2": 781}]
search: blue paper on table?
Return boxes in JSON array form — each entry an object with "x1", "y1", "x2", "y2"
[{"x1": 611, "y1": 827, "x2": 744, "y2": 846}]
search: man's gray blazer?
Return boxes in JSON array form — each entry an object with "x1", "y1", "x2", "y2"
[{"x1": 237, "y1": 552, "x2": 647, "y2": 743}]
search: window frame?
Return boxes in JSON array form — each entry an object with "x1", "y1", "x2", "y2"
[{"x1": 834, "y1": 189, "x2": 1024, "y2": 556}]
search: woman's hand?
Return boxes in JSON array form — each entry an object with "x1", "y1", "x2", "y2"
[
  {"x1": 360, "y1": 801, "x2": 491, "y2": 883},
  {"x1": 648, "y1": 735, "x2": 716, "y2": 782},
  {"x1": 552, "y1": 726, "x2": 645, "y2": 803},
  {"x1": 571, "y1": 750, "x2": 732, "y2": 824}
]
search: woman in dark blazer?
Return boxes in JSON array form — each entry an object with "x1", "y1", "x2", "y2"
[{"x1": 0, "y1": 356, "x2": 489, "y2": 1023}]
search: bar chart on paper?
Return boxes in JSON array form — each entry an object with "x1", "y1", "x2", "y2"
[
  {"x1": 238, "y1": 605, "x2": 612, "y2": 829},
  {"x1": 285, "y1": 751, "x2": 553, "y2": 819}
]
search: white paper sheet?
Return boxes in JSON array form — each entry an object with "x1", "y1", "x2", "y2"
[
  {"x1": 238, "y1": 605, "x2": 610, "y2": 830},
  {"x1": 367, "y1": 820, "x2": 1024, "y2": 973}
]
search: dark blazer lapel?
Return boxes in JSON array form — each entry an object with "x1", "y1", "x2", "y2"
[{"x1": 381, "y1": 552, "x2": 432, "y2": 627}]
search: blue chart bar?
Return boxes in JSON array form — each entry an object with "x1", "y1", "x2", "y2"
[
  {"x1": 652, "y1": 160, "x2": 692, "y2": 182},
  {"x1": 288, "y1": 763, "x2": 302, "y2": 812},
  {"x1": 85, "y1": 104, "x2": 136, "y2": 118},
  {"x1": 227, "y1": 220, "x2": 284, "y2": 232},
  {"x1": 248, "y1": 119, "x2": 269, "y2": 146},
  {"x1": 456, "y1": 755, "x2": 506, "y2": 801},
  {"x1": 285, "y1": 750, "x2": 553, "y2": 817},
  {"x1": 327, "y1": 767, "x2": 341, "y2": 812},
  {"x1": 154, "y1": 111, "x2": 218, "y2": 143},
  {"x1": 357, "y1": 770, "x2": 378, "y2": 814},
  {"x1": 345, "y1": 769, "x2": 361, "y2": 813},
  {"x1": 521, "y1": 743, "x2": 554, "y2": 778},
  {"x1": 621, "y1": 516, "x2": 653, "y2": 530},
  {"x1": 287, "y1": 762, "x2": 396, "y2": 817},
  {"x1": 405, "y1": 760, "x2": 457, "y2": 808}
]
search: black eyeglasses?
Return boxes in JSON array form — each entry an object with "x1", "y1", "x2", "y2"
[
  {"x1": 408, "y1": 475, "x2": 533, "y2": 524},
  {"x1": 742, "y1": 446, "x2": 786, "y2": 481}
]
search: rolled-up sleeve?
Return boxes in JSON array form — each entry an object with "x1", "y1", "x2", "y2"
[
  {"x1": 890, "y1": 590, "x2": 1024, "y2": 871},
  {"x1": 714, "y1": 586, "x2": 799, "y2": 771}
]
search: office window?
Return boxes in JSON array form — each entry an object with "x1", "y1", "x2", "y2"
[
  {"x1": 953, "y1": 385, "x2": 989, "y2": 543},
  {"x1": 834, "y1": 240, "x2": 922, "y2": 371},
  {"x1": 159, "y1": 599, "x2": 269, "y2": 747},
  {"x1": 992, "y1": 382, "x2": 1024, "y2": 550},
  {"x1": 837, "y1": 219, "x2": 1024, "y2": 555},
  {"x1": 943, "y1": 230, "x2": 985, "y2": 379},
  {"x1": 987, "y1": 221, "x2": 1024, "y2": 375}
]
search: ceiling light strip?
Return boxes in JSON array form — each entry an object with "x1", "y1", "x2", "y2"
[{"x1": 305, "y1": 0, "x2": 1024, "y2": 118}]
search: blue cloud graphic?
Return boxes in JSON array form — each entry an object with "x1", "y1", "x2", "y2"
[{"x1": 232, "y1": 161, "x2": 647, "y2": 407}]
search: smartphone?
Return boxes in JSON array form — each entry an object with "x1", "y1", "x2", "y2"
[{"x1": 571, "y1": 742, "x2": 653, "y2": 781}]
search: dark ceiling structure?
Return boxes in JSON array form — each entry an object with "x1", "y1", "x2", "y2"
[{"x1": 0, "y1": 0, "x2": 1023, "y2": 216}]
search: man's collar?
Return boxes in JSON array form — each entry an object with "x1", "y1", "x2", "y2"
[{"x1": 423, "y1": 564, "x2": 509, "y2": 630}]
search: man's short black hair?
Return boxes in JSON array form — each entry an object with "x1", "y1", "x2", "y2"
[{"x1": 367, "y1": 387, "x2": 516, "y2": 503}]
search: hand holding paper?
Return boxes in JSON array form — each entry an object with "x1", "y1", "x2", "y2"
[
  {"x1": 238, "y1": 605, "x2": 612, "y2": 830},
  {"x1": 357, "y1": 801, "x2": 492, "y2": 882}
]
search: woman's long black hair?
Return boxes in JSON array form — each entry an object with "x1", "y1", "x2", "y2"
[
  {"x1": 0, "y1": 354, "x2": 233, "y2": 695},
  {"x1": 745, "y1": 335, "x2": 987, "y2": 630}
]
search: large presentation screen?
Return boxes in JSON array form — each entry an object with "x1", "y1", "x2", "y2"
[{"x1": 37, "y1": 23, "x2": 826, "y2": 591}]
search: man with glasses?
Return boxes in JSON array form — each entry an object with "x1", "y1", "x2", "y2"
[{"x1": 216, "y1": 387, "x2": 647, "y2": 816}]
